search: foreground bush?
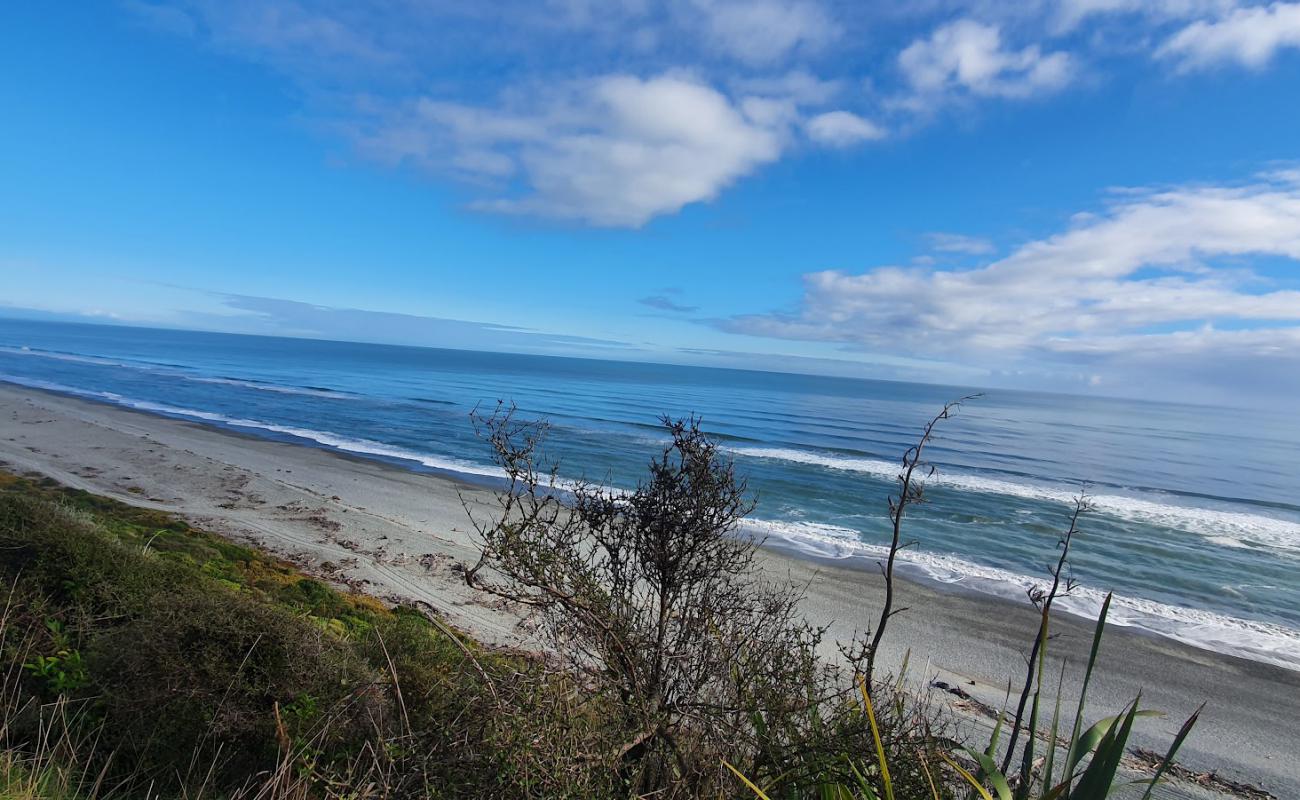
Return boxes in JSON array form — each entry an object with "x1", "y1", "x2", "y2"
[{"x1": 463, "y1": 407, "x2": 948, "y2": 798}]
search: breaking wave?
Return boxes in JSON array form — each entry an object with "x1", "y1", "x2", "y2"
[{"x1": 729, "y1": 447, "x2": 1300, "y2": 554}]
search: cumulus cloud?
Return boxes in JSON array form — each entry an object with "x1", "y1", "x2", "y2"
[
  {"x1": 356, "y1": 74, "x2": 786, "y2": 227},
  {"x1": 898, "y1": 19, "x2": 1073, "y2": 103},
  {"x1": 1157, "y1": 2, "x2": 1300, "y2": 70},
  {"x1": 718, "y1": 173, "x2": 1300, "y2": 387},
  {"x1": 805, "y1": 111, "x2": 886, "y2": 146}
]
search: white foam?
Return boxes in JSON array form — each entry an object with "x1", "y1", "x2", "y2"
[
  {"x1": 730, "y1": 447, "x2": 1300, "y2": 553},
  {"x1": 742, "y1": 517, "x2": 1300, "y2": 672},
  {"x1": 118, "y1": 399, "x2": 504, "y2": 479},
  {"x1": 0, "y1": 375, "x2": 501, "y2": 479}
]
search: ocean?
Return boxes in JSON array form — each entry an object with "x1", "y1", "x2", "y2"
[{"x1": 2, "y1": 318, "x2": 1297, "y2": 670}]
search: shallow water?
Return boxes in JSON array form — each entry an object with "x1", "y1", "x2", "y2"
[{"x1": 2, "y1": 318, "x2": 1297, "y2": 669}]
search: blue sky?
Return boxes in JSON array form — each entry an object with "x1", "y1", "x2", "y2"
[{"x1": 2, "y1": 1, "x2": 1299, "y2": 405}]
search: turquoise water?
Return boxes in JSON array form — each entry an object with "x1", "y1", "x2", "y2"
[{"x1": 2, "y1": 318, "x2": 1297, "y2": 669}]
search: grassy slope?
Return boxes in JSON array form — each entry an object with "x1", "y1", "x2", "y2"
[{"x1": 0, "y1": 469, "x2": 609, "y2": 800}]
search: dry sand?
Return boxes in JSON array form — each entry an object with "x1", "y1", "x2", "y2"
[{"x1": 1, "y1": 383, "x2": 1294, "y2": 799}]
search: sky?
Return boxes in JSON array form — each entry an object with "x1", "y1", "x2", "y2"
[{"x1": 2, "y1": 1, "x2": 1299, "y2": 406}]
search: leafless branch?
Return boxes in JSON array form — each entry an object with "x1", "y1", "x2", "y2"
[{"x1": 863, "y1": 394, "x2": 979, "y2": 694}]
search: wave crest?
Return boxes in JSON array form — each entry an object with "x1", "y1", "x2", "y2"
[{"x1": 729, "y1": 446, "x2": 1300, "y2": 553}]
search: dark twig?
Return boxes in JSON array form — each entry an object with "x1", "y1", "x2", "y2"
[
  {"x1": 863, "y1": 395, "x2": 978, "y2": 694},
  {"x1": 999, "y1": 492, "x2": 1092, "y2": 774}
]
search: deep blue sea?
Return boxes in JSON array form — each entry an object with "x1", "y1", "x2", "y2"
[{"x1": 2, "y1": 318, "x2": 1298, "y2": 670}]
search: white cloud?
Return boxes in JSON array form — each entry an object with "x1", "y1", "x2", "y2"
[
  {"x1": 734, "y1": 70, "x2": 843, "y2": 105},
  {"x1": 124, "y1": 1, "x2": 1300, "y2": 230},
  {"x1": 1044, "y1": 324, "x2": 1300, "y2": 404},
  {"x1": 691, "y1": 0, "x2": 837, "y2": 65},
  {"x1": 719, "y1": 173, "x2": 1300, "y2": 384},
  {"x1": 144, "y1": 0, "x2": 395, "y2": 75},
  {"x1": 805, "y1": 111, "x2": 886, "y2": 147},
  {"x1": 1044, "y1": 324, "x2": 1300, "y2": 357},
  {"x1": 898, "y1": 19, "x2": 1073, "y2": 103},
  {"x1": 1157, "y1": 2, "x2": 1300, "y2": 70},
  {"x1": 357, "y1": 74, "x2": 786, "y2": 227},
  {"x1": 1053, "y1": 0, "x2": 1235, "y2": 31}
]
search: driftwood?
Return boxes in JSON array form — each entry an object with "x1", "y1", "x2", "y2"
[{"x1": 1128, "y1": 747, "x2": 1277, "y2": 800}]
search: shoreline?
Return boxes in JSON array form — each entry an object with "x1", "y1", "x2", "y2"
[
  {"x1": 1, "y1": 382, "x2": 1296, "y2": 797},
  {"x1": 9, "y1": 372, "x2": 1297, "y2": 675},
  {"x1": 753, "y1": 520, "x2": 1300, "y2": 674}
]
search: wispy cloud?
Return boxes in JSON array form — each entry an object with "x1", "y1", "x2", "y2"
[
  {"x1": 1052, "y1": 0, "x2": 1236, "y2": 32},
  {"x1": 1157, "y1": 2, "x2": 1300, "y2": 70},
  {"x1": 639, "y1": 294, "x2": 699, "y2": 313},
  {"x1": 693, "y1": 0, "x2": 838, "y2": 65},
  {"x1": 925, "y1": 232, "x2": 996, "y2": 255},
  {"x1": 805, "y1": 110, "x2": 886, "y2": 146},
  {"x1": 123, "y1": 0, "x2": 198, "y2": 36}
]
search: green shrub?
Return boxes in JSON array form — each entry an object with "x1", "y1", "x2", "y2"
[{"x1": 89, "y1": 583, "x2": 378, "y2": 780}]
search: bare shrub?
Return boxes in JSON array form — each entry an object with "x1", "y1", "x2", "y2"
[
  {"x1": 864, "y1": 395, "x2": 977, "y2": 694},
  {"x1": 462, "y1": 404, "x2": 882, "y2": 796}
]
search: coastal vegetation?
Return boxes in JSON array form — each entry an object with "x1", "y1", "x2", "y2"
[
  {"x1": 0, "y1": 469, "x2": 607, "y2": 797},
  {"x1": 0, "y1": 403, "x2": 1204, "y2": 799},
  {"x1": 460, "y1": 406, "x2": 944, "y2": 797}
]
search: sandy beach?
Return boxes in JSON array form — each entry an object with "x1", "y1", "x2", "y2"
[{"x1": 1, "y1": 383, "x2": 1294, "y2": 799}]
